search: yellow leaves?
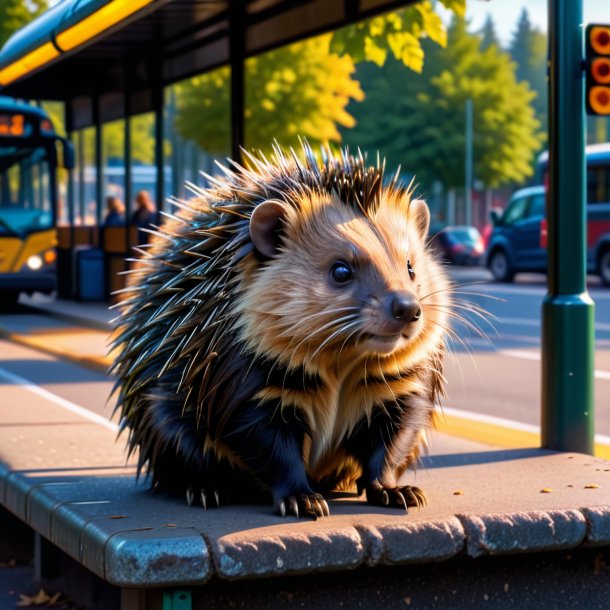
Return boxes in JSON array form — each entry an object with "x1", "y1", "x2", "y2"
[
  {"x1": 415, "y1": 2, "x2": 447, "y2": 47},
  {"x1": 330, "y1": 3, "x2": 458, "y2": 72},
  {"x1": 364, "y1": 37, "x2": 387, "y2": 67},
  {"x1": 387, "y1": 31, "x2": 424, "y2": 73},
  {"x1": 16, "y1": 589, "x2": 66, "y2": 607}
]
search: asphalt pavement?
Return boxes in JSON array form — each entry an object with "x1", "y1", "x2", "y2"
[{"x1": 442, "y1": 268, "x2": 610, "y2": 439}]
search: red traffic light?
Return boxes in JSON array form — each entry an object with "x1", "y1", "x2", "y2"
[
  {"x1": 590, "y1": 26, "x2": 610, "y2": 55},
  {"x1": 592, "y1": 58, "x2": 610, "y2": 84},
  {"x1": 586, "y1": 24, "x2": 610, "y2": 116},
  {"x1": 589, "y1": 86, "x2": 610, "y2": 115}
]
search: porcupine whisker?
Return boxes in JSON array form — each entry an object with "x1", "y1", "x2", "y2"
[
  {"x1": 426, "y1": 300, "x2": 498, "y2": 337},
  {"x1": 262, "y1": 313, "x2": 360, "y2": 388},
  {"x1": 424, "y1": 304, "x2": 493, "y2": 346},
  {"x1": 338, "y1": 323, "x2": 366, "y2": 358},
  {"x1": 286, "y1": 314, "x2": 360, "y2": 354},
  {"x1": 308, "y1": 320, "x2": 362, "y2": 362},
  {"x1": 425, "y1": 317, "x2": 477, "y2": 382},
  {"x1": 277, "y1": 307, "x2": 360, "y2": 339}
]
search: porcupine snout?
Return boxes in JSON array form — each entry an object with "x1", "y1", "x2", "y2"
[{"x1": 389, "y1": 292, "x2": 421, "y2": 325}]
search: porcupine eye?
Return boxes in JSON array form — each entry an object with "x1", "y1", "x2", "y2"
[
  {"x1": 407, "y1": 259, "x2": 416, "y2": 280},
  {"x1": 330, "y1": 261, "x2": 353, "y2": 285}
]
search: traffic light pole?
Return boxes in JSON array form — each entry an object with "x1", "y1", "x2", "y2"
[{"x1": 542, "y1": 0, "x2": 595, "y2": 454}]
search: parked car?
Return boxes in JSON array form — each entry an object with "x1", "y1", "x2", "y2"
[
  {"x1": 486, "y1": 186, "x2": 546, "y2": 282},
  {"x1": 488, "y1": 144, "x2": 610, "y2": 284},
  {"x1": 429, "y1": 226, "x2": 484, "y2": 265}
]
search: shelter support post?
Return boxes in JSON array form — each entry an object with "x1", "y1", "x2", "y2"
[
  {"x1": 542, "y1": 0, "x2": 595, "y2": 453},
  {"x1": 230, "y1": 0, "x2": 245, "y2": 161},
  {"x1": 153, "y1": 80, "x2": 165, "y2": 212},
  {"x1": 93, "y1": 94, "x2": 103, "y2": 226}
]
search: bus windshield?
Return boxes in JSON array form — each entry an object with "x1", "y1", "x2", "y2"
[{"x1": 0, "y1": 146, "x2": 53, "y2": 236}]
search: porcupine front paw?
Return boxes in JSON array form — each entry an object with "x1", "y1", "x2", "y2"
[
  {"x1": 186, "y1": 487, "x2": 222, "y2": 510},
  {"x1": 275, "y1": 493, "x2": 330, "y2": 519},
  {"x1": 366, "y1": 482, "x2": 427, "y2": 512}
]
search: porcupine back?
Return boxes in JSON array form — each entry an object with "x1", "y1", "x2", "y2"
[{"x1": 110, "y1": 142, "x2": 450, "y2": 497}]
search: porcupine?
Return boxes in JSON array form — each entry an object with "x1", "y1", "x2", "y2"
[{"x1": 111, "y1": 142, "x2": 452, "y2": 519}]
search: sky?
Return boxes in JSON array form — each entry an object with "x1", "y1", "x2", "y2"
[{"x1": 439, "y1": 0, "x2": 609, "y2": 45}]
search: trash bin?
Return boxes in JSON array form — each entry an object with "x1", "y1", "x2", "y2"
[{"x1": 75, "y1": 247, "x2": 105, "y2": 301}]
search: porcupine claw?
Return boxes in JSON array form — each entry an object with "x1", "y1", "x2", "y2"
[
  {"x1": 186, "y1": 488, "x2": 195, "y2": 507},
  {"x1": 275, "y1": 493, "x2": 329, "y2": 519},
  {"x1": 200, "y1": 490, "x2": 207, "y2": 510},
  {"x1": 366, "y1": 484, "x2": 427, "y2": 512},
  {"x1": 214, "y1": 490, "x2": 220, "y2": 508}
]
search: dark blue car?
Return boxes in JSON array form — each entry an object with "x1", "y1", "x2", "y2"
[{"x1": 486, "y1": 186, "x2": 546, "y2": 282}]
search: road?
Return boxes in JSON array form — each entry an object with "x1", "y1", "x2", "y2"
[
  {"x1": 444, "y1": 269, "x2": 610, "y2": 437},
  {"x1": 0, "y1": 267, "x2": 608, "y2": 439}
]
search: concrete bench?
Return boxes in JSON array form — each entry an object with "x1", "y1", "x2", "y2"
[{"x1": 2, "y1": 393, "x2": 610, "y2": 609}]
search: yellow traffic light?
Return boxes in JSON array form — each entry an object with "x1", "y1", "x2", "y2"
[{"x1": 586, "y1": 24, "x2": 610, "y2": 116}]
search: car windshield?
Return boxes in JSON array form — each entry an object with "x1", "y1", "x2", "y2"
[{"x1": 445, "y1": 228, "x2": 479, "y2": 244}]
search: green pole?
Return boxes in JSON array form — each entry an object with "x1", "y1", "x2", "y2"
[{"x1": 542, "y1": 0, "x2": 595, "y2": 454}]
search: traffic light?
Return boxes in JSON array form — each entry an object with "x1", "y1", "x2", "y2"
[{"x1": 585, "y1": 24, "x2": 610, "y2": 116}]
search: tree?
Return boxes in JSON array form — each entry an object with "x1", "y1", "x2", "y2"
[
  {"x1": 341, "y1": 17, "x2": 544, "y2": 191},
  {"x1": 508, "y1": 9, "x2": 547, "y2": 139},
  {"x1": 480, "y1": 14, "x2": 499, "y2": 51},
  {"x1": 0, "y1": 0, "x2": 47, "y2": 47},
  {"x1": 173, "y1": 35, "x2": 364, "y2": 155},
  {"x1": 174, "y1": 3, "x2": 466, "y2": 155},
  {"x1": 330, "y1": 0, "x2": 466, "y2": 73}
]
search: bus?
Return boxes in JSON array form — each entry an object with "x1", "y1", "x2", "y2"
[
  {"x1": 486, "y1": 142, "x2": 610, "y2": 285},
  {"x1": 0, "y1": 97, "x2": 73, "y2": 304}
]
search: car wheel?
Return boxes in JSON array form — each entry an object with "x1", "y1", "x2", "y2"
[
  {"x1": 599, "y1": 249, "x2": 610, "y2": 286},
  {"x1": 489, "y1": 249, "x2": 514, "y2": 282}
]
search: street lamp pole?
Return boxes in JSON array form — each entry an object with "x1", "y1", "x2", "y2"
[
  {"x1": 542, "y1": 0, "x2": 595, "y2": 454},
  {"x1": 465, "y1": 98, "x2": 473, "y2": 226}
]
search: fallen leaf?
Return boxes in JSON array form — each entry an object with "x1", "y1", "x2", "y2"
[
  {"x1": 453, "y1": 490, "x2": 464, "y2": 495},
  {"x1": 17, "y1": 588, "x2": 51, "y2": 607},
  {"x1": 540, "y1": 488, "x2": 553, "y2": 493},
  {"x1": 585, "y1": 484, "x2": 600, "y2": 489}
]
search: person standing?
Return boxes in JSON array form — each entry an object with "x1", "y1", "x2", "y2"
[{"x1": 130, "y1": 190, "x2": 157, "y2": 243}]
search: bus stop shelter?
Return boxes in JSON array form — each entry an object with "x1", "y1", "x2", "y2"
[{"x1": 0, "y1": 1, "x2": 600, "y2": 607}]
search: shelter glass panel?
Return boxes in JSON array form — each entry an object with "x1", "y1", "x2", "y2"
[
  {"x1": 102, "y1": 118, "x2": 126, "y2": 226},
  {"x1": 74, "y1": 126, "x2": 96, "y2": 225},
  {"x1": 130, "y1": 112, "x2": 158, "y2": 216},
  {"x1": 164, "y1": 66, "x2": 231, "y2": 204}
]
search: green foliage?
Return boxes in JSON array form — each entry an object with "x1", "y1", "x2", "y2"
[
  {"x1": 480, "y1": 14, "x2": 499, "y2": 51},
  {"x1": 341, "y1": 17, "x2": 544, "y2": 190},
  {"x1": 0, "y1": 0, "x2": 47, "y2": 47},
  {"x1": 173, "y1": 35, "x2": 364, "y2": 155},
  {"x1": 508, "y1": 8, "x2": 547, "y2": 140},
  {"x1": 330, "y1": 1, "x2": 465, "y2": 73}
]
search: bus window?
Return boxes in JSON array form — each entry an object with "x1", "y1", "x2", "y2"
[{"x1": 0, "y1": 147, "x2": 53, "y2": 233}]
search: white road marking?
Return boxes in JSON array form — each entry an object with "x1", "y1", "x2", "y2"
[
  {"x1": 442, "y1": 405, "x2": 610, "y2": 446},
  {"x1": 498, "y1": 316, "x2": 610, "y2": 332},
  {"x1": 467, "y1": 283, "x2": 610, "y2": 299},
  {"x1": 0, "y1": 366, "x2": 118, "y2": 432},
  {"x1": 499, "y1": 349, "x2": 610, "y2": 381}
]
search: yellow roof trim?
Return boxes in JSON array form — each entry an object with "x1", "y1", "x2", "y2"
[
  {"x1": 0, "y1": 0, "x2": 156, "y2": 87},
  {"x1": 0, "y1": 41, "x2": 59, "y2": 86},
  {"x1": 56, "y1": 0, "x2": 156, "y2": 52}
]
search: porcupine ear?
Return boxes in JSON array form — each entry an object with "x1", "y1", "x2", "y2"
[
  {"x1": 409, "y1": 198, "x2": 431, "y2": 239},
  {"x1": 249, "y1": 200, "x2": 290, "y2": 258}
]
